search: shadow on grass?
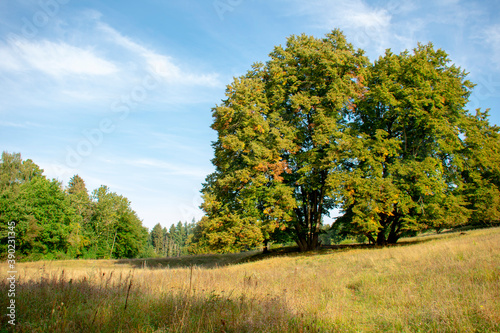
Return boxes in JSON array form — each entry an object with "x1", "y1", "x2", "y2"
[
  {"x1": 114, "y1": 250, "x2": 260, "y2": 269},
  {"x1": 0, "y1": 273, "x2": 319, "y2": 333},
  {"x1": 110, "y1": 237, "x2": 443, "y2": 270},
  {"x1": 112, "y1": 229, "x2": 481, "y2": 270},
  {"x1": 242, "y1": 229, "x2": 471, "y2": 264}
]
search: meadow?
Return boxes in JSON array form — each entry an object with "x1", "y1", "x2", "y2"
[{"x1": 1, "y1": 228, "x2": 499, "y2": 332}]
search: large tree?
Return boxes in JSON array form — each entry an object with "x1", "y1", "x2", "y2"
[
  {"x1": 199, "y1": 30, "x2": 368, "y2": 252},
  {"x1": 331, "y1": 44, "x2": 476, "y2": 244},
  {"x1": 196, "y1": 30, "x2": 499, "y2": 252}
]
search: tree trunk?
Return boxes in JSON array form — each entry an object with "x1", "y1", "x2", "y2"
[
  {"x1": 294, "y1": 186, "x2": 324, "y2": 252},
  {"x1": 296, "y1": 232, "x2": 320, "y2": 251},
  {"x1": 366, "y1": 233, "x2": 376, "y2": 245},
  {"x1": 387, "y1": 232, "x2": 399, "y2": 244},
  {"x1": 263, "y1": 239, "x2": 270, "y2": 254},
  {"x1": 376, "y1": 230, "x2": 387, "y2": 246},
  {"x1": 296, "y1": 237, "x2": 307, "y2": 252},
  {"x1": 387, "y1": 217, "x2": 401, "y2": 244}
]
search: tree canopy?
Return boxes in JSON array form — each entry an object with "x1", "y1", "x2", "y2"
[
  {"x1": 193, "y1": 30, "x2": 500, "y2": 252},
  {"x1": 0, "y1": 152, "x2": 148, "y2": 260}
]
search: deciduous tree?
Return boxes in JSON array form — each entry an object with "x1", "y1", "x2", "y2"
[
  {"x1": 196, "y1": 31, "x2": 499, "y2": 252},
  {"x1": 331, "y1": 44, "x2": 486, "y2": 244},
  {"x1": 200, "y1": 30, "x2": 368, "y2": 251}
]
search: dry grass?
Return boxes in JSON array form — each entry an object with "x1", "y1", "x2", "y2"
[{"x1": 1, "y1": 228, "x2": 499, "y2": 332}]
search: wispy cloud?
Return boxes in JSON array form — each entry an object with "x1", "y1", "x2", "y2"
[
  {"x1": 0, "y1": 120, "x2": 43, "y2": 129},
  {"x1": 484, "y1": 24, "x2": 500, "y2": 68},
  {"x1": 149, "y1": 132, "x2": 210, "y2": 155},
  {"x1": 0, "y1": 10, "x2": 224, "y2": 113},
  {"x1": 0, "y1": 38, "x2": 118, "y2": 77},
  {"x1": 284, "y1": 0, "x2": 498, "y2": 63},
  {"x1": 284, "y1": 0, "x2": 394, "y2": 54},
  {"x1": 97, "y1": 23, "x2": 220, "y2": 87},
  {"x1": 40, "y1": 159, "x2": 126, "y2": 192},
  {"x1": 36, "y1": 160, "x2": 78, "y2": 184},
  {"x1": 288, "y1": 0, "x2": 392, "y2": 32},
  {"x1": 0, "y1": 45, "x2": 24, "y2": 71}
]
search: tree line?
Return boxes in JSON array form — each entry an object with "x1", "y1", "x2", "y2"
[
  {"x1": 0, "y1": 151, "x2": 148, "y2": 260},
  {"x1": 0, "y1": 152, "x2": 195, "y2": 260},
  {"x1": 189, "y1": 29, "x2": 500, "y2": 253},
  {"x1": 148, "y1": 220, "x2": 197, "y2": 257}
]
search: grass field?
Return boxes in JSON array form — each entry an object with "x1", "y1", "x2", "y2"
[{"x1": 1, "y1": 228, "x2": 499, "y2": 332}]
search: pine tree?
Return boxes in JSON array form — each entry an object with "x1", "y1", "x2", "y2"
[{"x1": 150, "y1": 223, "x2": 165, "y2": 255}]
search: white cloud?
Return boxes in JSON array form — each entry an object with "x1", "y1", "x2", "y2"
[
  {"x1": 284, "y1": 0, "x2": 494, "y2": 60},
  {"x1": 285, "y1": 0, "x2": 394, "y2": 54},
  {"x1": 0, "y1": 46, "x2": 23, "y2": 71},
  {"x1": 484, "y1": 25, "x2": 500, "y2": 68},
  {"x1": 149, "y1": 132, "x2": 209, "y2": 155},
  {"x1": 0, "y1": 11, "x2": 222, "y2": 110},
  {"x1": 97, "y1": 23, "x2": 220, "y2": 87},
  {"x1": 0, "y1": 120, "x2": 42, "y2": 128},
  {"x1": 1, "y1": 38, "x2": 118, "y2": 77},
  {"x1": 288, "y1": 0, "x2": 390, "y2": 32},
  {"x1": 436, "y1": 0, "x2": 460, "y2": 5},
  {"x1": 39, "y1": 160, "x2": 124, "y2": 193},
  {"x1": 38, "y1": 161, "x2": 78, "y2": 184}
]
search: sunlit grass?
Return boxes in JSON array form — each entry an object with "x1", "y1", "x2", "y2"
[{"x1": 1, "y1": 228, "x2": 499, "y2": 332}]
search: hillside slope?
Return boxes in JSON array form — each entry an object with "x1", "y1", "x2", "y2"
[{"x1": 1, "y1": 228, "x2": 499, "y2": 332}]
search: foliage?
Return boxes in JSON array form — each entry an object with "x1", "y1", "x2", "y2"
[
  {"x1": 0, "y1": 152, "x2": 148, "y2": 260},
  {"x1": 331, "y1": 44, "x2": 477, "y2": 244},
  {"x1": 148, "y1": 220, "x2": 197, "y2": 257},
  {"x1": 195, "y1": 30, "x2": 500, "y2": 251},
  {"x1": 460, "y1": 109, "x2": 500, "y2": 226},
  {"x1": 0, "y1": 151, "x2": 43, "y2": 191},
  {"x1": 200, "y1": 30, "x2": 368, "y2": 252},
  {"x1": 332, "y1": 45, "x2": 500, "y2": 244},
  {"x1": 1, "y1": 175, "x2": 77, "y2": 257}
]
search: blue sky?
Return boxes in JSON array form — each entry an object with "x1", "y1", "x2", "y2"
[{"x1": 1, "y1": 0, "x2": 499, "y2": 230}]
